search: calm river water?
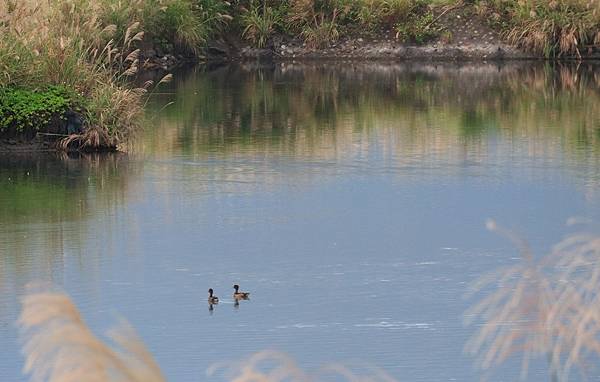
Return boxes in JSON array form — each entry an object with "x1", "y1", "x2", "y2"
[{"x1": 2, "y1": 62, "x2": 600, "y2": 381}]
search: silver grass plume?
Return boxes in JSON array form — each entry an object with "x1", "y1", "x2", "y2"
[{"x1": 19, "y1": 285, "x2": 165, "y2": 382}]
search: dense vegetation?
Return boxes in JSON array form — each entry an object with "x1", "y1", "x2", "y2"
[
  {"x1": 0, "y1": 0, "x2": 229, "y2": 150},
  {"x1": 231, "y1": 0, "x2": 600, "y2": 55},
  {"x1": 1, "y1": 0, "x2": 599, "y2": 151},
  {"x1": 237, "y1": 0, "x2": 448, "y2": 48}
]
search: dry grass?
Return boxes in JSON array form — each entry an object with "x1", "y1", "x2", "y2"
[
  {"x1": 0, "y1": 1, "x2": 147, "y2": 150},
  {"x1": 287, "y1": 0, "x2": 345, "y2": 49},
  {"x1": 465, "y1": 220, "x2": 600, "y2": 381},
  {"x1": 486, "y1": 0, "x2": 600, "y2": 57},
  {"x1": 19, "y1": 284, "x2": 166, "y2": 382}
]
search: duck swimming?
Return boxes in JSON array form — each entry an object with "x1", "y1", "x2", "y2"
[
  {"x1": 233, "y1": 284, "x2": 250, "y2": 299},
  {"x1": 208, "y1": 288, "x2": 219, "y2": 304}
]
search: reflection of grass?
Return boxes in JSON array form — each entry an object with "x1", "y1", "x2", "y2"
[
  {"x1": 19, "y1": 287, "x2": 396, "y2": 382},
  {"x1": 2, "y1": 180, "x2": 70, "y2": 219},
  {"x1": 0, "y1": 153, "x2": 134, "y2": 224},
  {"x1": 145, "y1": 62, "x2": 600, "y2": 164},
  {"x1": 0, "y1": 153, "x2": 138, "y2": 271},
  {"x1": 466, "y1": 220, "x2": 600, "y2": 381}
]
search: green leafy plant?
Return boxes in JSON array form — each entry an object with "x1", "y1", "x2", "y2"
[{"x1": 0, "y1": 86, "x2": 79, "y2": 133}]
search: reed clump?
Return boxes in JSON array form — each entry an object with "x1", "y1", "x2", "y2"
[
  {"x1": 0, "y1": 1, "x2": 141, "y2": 150},
  {"x1": 482, "y1": 0, "x2": 600, "y2": 57},
  {"x1": 0, "y1": 0, "x2": 216, "y2": 151},
  {"x1": 466, "y1": 219, "x2": 600, "y2": 381}
]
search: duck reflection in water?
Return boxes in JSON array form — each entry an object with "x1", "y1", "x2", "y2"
[{"x1": 208, "y1": 288, "x2": 219, "y2": 315}]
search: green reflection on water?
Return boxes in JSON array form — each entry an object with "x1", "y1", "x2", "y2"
[
  {"x1": 0, "y1": 153, "x2": 139, "y2": 291},
  {"x1": 143, "y1": 62, "x2": 600, "y2": 163},
  {"x1": 0, "y1": 153, "x2": 136, "y2": 224}
]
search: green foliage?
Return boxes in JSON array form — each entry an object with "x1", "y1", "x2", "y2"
[
  {"x1": 0, "y1": 86, "x2": 80, "y2": 133},
  {"x1": 354, "y1": 0, "x2": 413, "y2": 30},
  {"x1": 396, "y1": 7, "x2": 440, "y2": 44}
]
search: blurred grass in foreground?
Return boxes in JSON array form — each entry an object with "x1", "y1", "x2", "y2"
[
  {"x1": 19, "y1": 285, "x2": 396, "y2": 382},
  {"x1": 466, "y1": 219, "x2": 600, "y2": 382}
]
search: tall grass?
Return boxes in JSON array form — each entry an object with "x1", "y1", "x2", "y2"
[
  {"x1": 466, "y1": 220, "x2": 600, "y2": 381},
  {"x1": 233, "y1": 0, "x2": 599, "y2": 54},
  {"x1": 0, "y1": 1, "x2": 143, "y2": 150},
  {"x1": 0, "y1": 0, "x2": 222, "y2": 151},
  {"x1": 485, "y1": 0, "x2": 600, "y2": 57}
]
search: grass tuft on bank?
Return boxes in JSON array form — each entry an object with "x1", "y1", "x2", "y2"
[{"x1": 478, "y1": 0, "x2": 600, "y2": 57}]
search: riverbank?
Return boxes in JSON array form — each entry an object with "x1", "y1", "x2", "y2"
[
  {"x1": 2, "y1": 0, "x2": 600, "y2": 153},
  {"x1": 213, "y1": 2, "x2": 531, "y2": 61},
  {"x1": 206, "y1": 0, "x2": 599, "y2": 62}
]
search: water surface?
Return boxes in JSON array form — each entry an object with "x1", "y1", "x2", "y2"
[{"x1": 2, "y1": 62, "x2": 600, "y2": 381}]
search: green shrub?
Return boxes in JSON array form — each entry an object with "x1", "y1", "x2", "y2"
[
  {"x1": 0, "y1": 86, "x2": 80, "y2": 133},
  {"x1": 144, "y1": 1, "x2": 200, "y2": 53},
  {"x1": 280, "y1": 0, "x2": 446, "y2": 44}
]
